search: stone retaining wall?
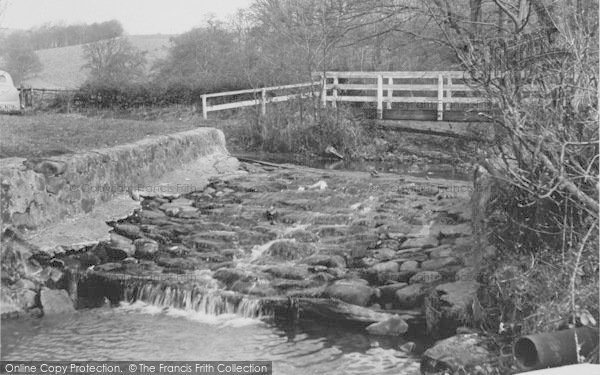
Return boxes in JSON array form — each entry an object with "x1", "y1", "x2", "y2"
[{"x1": 1, "y1": 128, "x2": 228, "y2": 232}]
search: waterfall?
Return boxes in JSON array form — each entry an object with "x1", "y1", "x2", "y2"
[{"x1": 123, "y1": 282, "x2": 264, "y2": 319}]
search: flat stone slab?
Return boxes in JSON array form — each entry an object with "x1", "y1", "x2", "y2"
[{"x1": 25, "y1": 153, "x2": 240, "y2": 255}]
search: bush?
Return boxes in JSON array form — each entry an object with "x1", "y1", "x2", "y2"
[{"x1": 220, "y1": 100, "x2": 366, "y2": 157}]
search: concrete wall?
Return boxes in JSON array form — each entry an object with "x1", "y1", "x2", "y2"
[{"x1": 1, "y1": 128, "x2": 228, "y2": 232}]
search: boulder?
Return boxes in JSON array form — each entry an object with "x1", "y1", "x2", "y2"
[
  {"x1": 134, "y1": 238, "x2": 159, "y2": 259},
  {"x1": 400, "y1": 236, "x2": 438, "y2": 249},
  {"x1": 324, "y1": 279, "x2": 375, "y2": 306},
  {"x1": 366, "y1": 315, "x2": 409, "y2": 336},
  {"x1": 421, "y1": 257, "x2": 461, "y2": 271},
  {"x1": 40, "y1": 288, "x2": 75, "y2": 315},
  {"x1": 425, "y1": 281, "x2": 480, "y2": 337},
  {"x1": 409, "y1": 271, "x2": 442, "y2": 285},
  {"x1": 213, "y1": 268, "x2": 257, "y2": 288},
  {"x1": 15, "y1": 288, "x2": 38, "y2": 310},
  {"x1": 112, "y1": 223, "x2": 143, "y2": 239},
  {"x1": 284, "y1": 229, "x2": 319, "y2": 242},
  {"x1": 399, "y1": 260, "x2": 419, "y2": 271},
  {"x1": 370, "y1": 260, "x2": 400, "y2": 273},
  {"x1": 265, "y1": 240, "x2": 317, "y2": 261},
  {"x1": 378, "y1": 282, "x2": 408, "y2": 304},
  {"x1": 1, "y1": 290, "x2": 20, "y2": 318},
  {"x1": 302, "y1": 254, "x2": 346, "y2": 269},
  {"x1": 426, "y1": 245, "x2": 454, "y2": 258},
  {"x1": 421, "y1": 334, "x2": 494, "y2": 375},
  {"x1": 106, "y1": 232, "x2": 135, "y2": 260},
  {"x1": 394, "y1": 283, "x2": 427, "y2": 309},
  {"x1": 370, "y1": 248, "x2": 397, "y2": 261},
  {"x1": 263, "y1": 265, "x2": 310, "y2": 280}
]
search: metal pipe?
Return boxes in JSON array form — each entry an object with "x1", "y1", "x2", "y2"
[{"x1": 514, "y1": 327, "x2": 599, "y2": 371}]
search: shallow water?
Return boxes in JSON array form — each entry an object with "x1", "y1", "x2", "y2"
[
  {"x1": 234, "y1": 152, "x2": 469, "y2": 181},
  {"x1": 1, "y1": 303, "x2": 421, "y2": 374}
]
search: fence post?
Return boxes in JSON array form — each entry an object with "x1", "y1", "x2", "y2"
[
  {"x1": 321, "y1": 74, "x2": 327, "y2": 108},
  {"x1": 332, "y1": 76, "x2": 338, "y2": 109},
  {"x1": 386, "y1": 77, "x2": 393, "y2": 109},
  {"x1": 446, "y1": 77, "x2": 452, "y2": 111},
  {"x1": 377, "y1": 74, "x2": 383, "y2": 120},
  {"x1": 437, "y1": 74, "x2": 444, "y2": 121},
  {"x1": 202, "y1": 94, "x2": 207, "y2": 120},
  {"x1": 261, "y1": 88, "x2": 267, "y2": 115}
]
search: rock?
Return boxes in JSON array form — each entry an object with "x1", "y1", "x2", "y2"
[
  {"x1": 302, "y1": 254, "x2": 346, "y2": 269},
  {"x1": 231, "y1": 280, "x2": 277, "y2": 297},
  {"x1": 425, "y1": 281, "x2": 480, "y2": 337},
  {"x1": 213, "y1": 268, "x2": 257, "y2": 288},
  {"x1": 421, "y1": 257, "x2": 461, "y2": 270},
  {"x1": 134, "y1": 238, "x2": 159, "y2": 259},
  {"x1": 430, "y1": 223, "x2": 472, "y2": 238},
  {"x1": 1, "y1": 290, "x2": 20, "y2": 318},
  {"x1": 263, "y1": 265, "x2": 310, "y2": 280},
  {"x1": 378, "y1": 282, "x2": 408, "y2": 304},
  {"x1": 410, "y1": 271, "x2": 442, "y2": 284},
  {"x1": 40, "y1": 288, "x2": 74, "y2": 315},
  {"x1": 324, "y1": 279, "x2": 375, "y2": 306},
  {"x1": 400, "y1": 260, "x2": 419, "y2": 271},
  {"x1": 421, "y1": 334, "x2": 494, "y2": 375},
  {"x1": 31, "y1": 160, "x2": 67, "y2": 176},
  {"x1": 455, "y1": 267, "x2": 476, "y2": 281},
  {"x1": 394, "y1": 283, "x2": 427, "y2": 309},
  {"x1": 106, "y1": 232, "x2": 135, "y2": 260},
  {"x1": 370, "y1": 248, "x2": 397, "y2": 261},
  {"x1": 426, "y1": 245, "x2": 454, "y2": 258},
  {"x1": 366, "y1": 315, "x2": 409, "y2": 336},
  {"x1": 155, "y1": 256, "x2": 198, "y2": 271},
  {"x1": 370, "y1": 260, "x2": 400, "y2": 273},
  {"x1": 95, "y1": 262, "x2": 122, "y2": 272},
  {"x1": 28, "y1": 307, "x2": 43, "y2": 318},
  {"x1": 398, "y1": 341, "x2": 417, "y2": 354},
  {"x1": 139, "y1": 209, "x2": 167, "y2": 220},
  {"x1": 284, "y1": 229, "x2": 319, "y2": 242},
  {"x1": 400, "y1": 236, "x2": 438, "y2": 249},
  {"x1": 265, "y1": 240, "x2": 317, "y2": 261},
  {"x1": 15, "y1": 289, "x2": 38, "y2": 310},
  {"x1": 113, "y1": 223, "x2": 143, "y2": 239}
]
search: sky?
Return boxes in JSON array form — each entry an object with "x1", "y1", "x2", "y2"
[{"x1": 0, "y1": 0, "x2": 254, "y2": 35}]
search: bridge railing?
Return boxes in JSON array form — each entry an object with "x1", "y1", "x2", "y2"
[
  {"x1": 316, "y1": 71, "x2": 488, "y2": 120},
  {"x1": 201, "y1": 82, "x2": 320, "y2": 119},
  {"x1": 199, "y1": 71, "x2": 491, "y2": 120}
]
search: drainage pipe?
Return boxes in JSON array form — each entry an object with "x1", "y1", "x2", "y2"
[{"x1": 513, "y1": 327, "x2": 599, "y2": 371}]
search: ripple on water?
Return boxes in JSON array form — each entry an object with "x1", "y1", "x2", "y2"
[{"x1": 1, "y1": 307, "x2": 420, "y2": 375}]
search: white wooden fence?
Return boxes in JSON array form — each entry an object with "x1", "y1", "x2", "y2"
[
  {"x1": 201, "y1": 82, "x2": 320, "y2": 120},
  {"x1": 201, "y1": 71, "x2": 489, "y2": 120}
]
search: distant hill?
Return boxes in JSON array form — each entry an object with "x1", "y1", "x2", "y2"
[{"x1": 23, "y1": 34, "x2": 173, "y2": 89}]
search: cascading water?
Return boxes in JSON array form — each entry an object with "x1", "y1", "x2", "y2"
[{"x1": 123, "y1": 282, "x2": 265, "y2": 319}]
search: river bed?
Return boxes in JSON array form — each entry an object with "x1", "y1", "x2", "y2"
[{"x1": 1, "y1": 303, "x2": 421, "y2": 374}]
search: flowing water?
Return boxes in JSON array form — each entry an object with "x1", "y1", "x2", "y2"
[
  {"x1": 1, "y1": 303, "x2": 421, "y2": 374},
  {"x1": 0, "y1": 158, "x2": 451, "y2": 373}
]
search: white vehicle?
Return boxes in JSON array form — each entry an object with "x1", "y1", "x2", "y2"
[{"x1": 0, "y1": 71, "x2": 21, "y2": 113}]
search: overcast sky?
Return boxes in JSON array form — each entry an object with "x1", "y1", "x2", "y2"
[{"x1": 1, "y1": 0, "x2": 254, "y2": 35}]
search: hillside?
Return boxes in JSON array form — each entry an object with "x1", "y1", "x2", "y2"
[{"x1": 23, "y1": 34, "x2": 173, "y2": 89}]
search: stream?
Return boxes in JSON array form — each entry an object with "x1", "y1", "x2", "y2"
[
  {"x1": 1, "y1": 157, "x2": 473, "y2": 375},
  {"x1": 1, "y1": 305, "x2": 421, "y2": 374}
]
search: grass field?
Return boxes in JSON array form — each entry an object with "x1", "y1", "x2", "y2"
[
  {"x1": 0, "y1": 113, "x2": 200, "y2": 158},
  {"x1": 24, "y1": 35, "x2": 172, "y2": 89}
]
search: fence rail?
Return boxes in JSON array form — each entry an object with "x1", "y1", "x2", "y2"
[
  {"x1": 200, "y1": 71, "x2": 491, "y2": 120},
  {"x1": 201, "y1": 82, "x2": 321, "y2": 119},
  {"x1": 18, "y1": 72, "x2": 497, "y2": 120}
]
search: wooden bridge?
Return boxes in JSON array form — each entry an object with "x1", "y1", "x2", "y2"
[{"x1": 201, "y1": 71, "x2": 494, "y2": 138}]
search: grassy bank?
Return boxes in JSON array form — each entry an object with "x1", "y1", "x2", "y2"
[{"x1": 0, "y1": 113, "x2": 200, "y2": 158}]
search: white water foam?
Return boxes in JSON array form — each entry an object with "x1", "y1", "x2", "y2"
[{"x1": 118, "y1": 300, "x2": 264, "y2": 327}]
